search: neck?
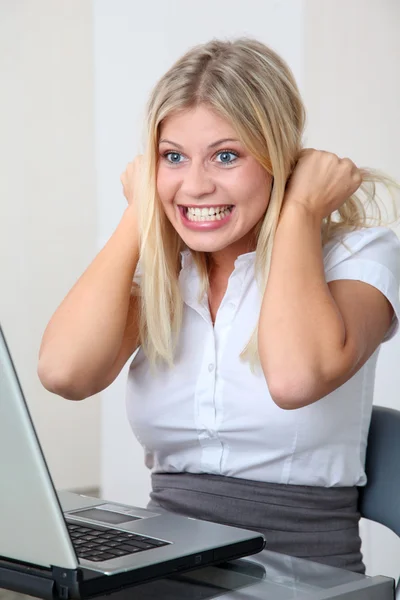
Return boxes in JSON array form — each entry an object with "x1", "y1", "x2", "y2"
[{"x1": 209, "y1": 235, "x2": 255, "y2": 275}]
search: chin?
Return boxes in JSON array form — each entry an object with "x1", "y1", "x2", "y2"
[
  {"x1": 182, "y1": 238, "x2": 228, "y2": 253},
  {"x1": 176, "y1": 225, "x2": 253, "y2": 255}
]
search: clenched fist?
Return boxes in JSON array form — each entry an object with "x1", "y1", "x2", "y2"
[{"x1": 284, "y1": 149, "x2": 362, "y2": 220}]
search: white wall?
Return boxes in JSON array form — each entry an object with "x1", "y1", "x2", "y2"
[
  {"x1": 303, "y1": 0, "x2": 400, "y2": 580},
  {"x1": 0, "y1": 0, "x2": 101, "y2": 491},
  {"x1": 94, "y1": 0, "x2": 305, "y2": 508}
]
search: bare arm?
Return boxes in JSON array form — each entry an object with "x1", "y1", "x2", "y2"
[
  {"x1": 258, "y1": 203, "x2": 392, "y2": 409},
  {"x1": 38, "y1": 204, "x2": 140, "y2": 400},
  {"x1": 258, "y1": 150, "x2": 393, "y2": 409}
]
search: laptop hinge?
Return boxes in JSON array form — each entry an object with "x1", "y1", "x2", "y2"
[
  {"x1": 0, "y1": 557, "x2": 54, "y2": 600},
  {"x1": 52, "y1": 566, "x2": 83, "y2": 599}
]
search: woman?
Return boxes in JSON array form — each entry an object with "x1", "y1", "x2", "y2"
[{"x1": 38, "y1": 38, "x2": 400, "y2": 573}]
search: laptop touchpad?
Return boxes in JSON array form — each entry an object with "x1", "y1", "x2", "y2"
[{"x1": 69, "y1": 507, "x2": 142, "y2": 525}]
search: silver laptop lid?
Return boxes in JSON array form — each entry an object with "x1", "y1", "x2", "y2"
[{"x1": 0, "y1": 325, "x2": 78, "y2": 569}]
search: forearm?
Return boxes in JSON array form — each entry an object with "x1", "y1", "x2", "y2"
[
  {"x1": 258, "y1": 203, "x2": 349, "y2": 407},
  {"x1": 38, "y1": 206, "x2": 139, "y2": 395}
]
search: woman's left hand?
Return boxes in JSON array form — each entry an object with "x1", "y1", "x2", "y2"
[{"x1": 283, "y1": 149, "x2": 362, "y2": 220}]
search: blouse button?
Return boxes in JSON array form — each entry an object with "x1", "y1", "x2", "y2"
[{"x1": 208, "y1": 363, "x2": 215, "y2": 372}]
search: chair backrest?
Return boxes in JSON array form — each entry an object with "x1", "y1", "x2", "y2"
[
  {"x1": 359, "y1": 405, "x2": 400, "y2": 537},
  {"x1": 359, "y1": 405, "x2": 400, "y2": 598}
]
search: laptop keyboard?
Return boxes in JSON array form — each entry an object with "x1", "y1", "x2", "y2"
[{"x1": 67, "y1": 522, "x2": 170, "y2": 562}]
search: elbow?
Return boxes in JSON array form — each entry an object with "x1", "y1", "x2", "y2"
[
  {"x1": 265, "y1": 371, "x2": 327, "y2": 410},
  {"x1": 260, "y1": 348, "x2": 354, "y2": 409},
  {"x1": 37, "y1": 359, "x2": 94, "y2": 401},
  {"x1": 259, "y1": 347, "x2": 349, "y2": 409}
]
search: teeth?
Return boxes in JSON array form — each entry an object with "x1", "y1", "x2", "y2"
[{"x1": 185, "y1": 205, "x2": 232, "y2": 222}]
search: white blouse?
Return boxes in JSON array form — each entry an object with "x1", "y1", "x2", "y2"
[{"x1": 126, "y1": 227, "x2": 400, "y2": 487}]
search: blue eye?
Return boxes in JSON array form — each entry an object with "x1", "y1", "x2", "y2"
[
  {"x1": 164, "y1": 152, "x2": 183, "y2": 164},
  {"x1": 162, "y1": 150, "x2": 238, "y2": 165},
  {"x1": 216, "y1": 151, "x2": 238, "y2": 165}
]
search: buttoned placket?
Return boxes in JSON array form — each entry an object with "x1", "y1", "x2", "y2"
[{"x1": 179, "y1": 251, "x2": 254, "y2": 474}]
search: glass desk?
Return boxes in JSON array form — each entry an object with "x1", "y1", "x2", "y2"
[
  {"x1": 105, "y1": 549, "x2": 394, "y2": 600},
  {"x1": 1, "y1": 545, "x2": 394, "y2": 600}
]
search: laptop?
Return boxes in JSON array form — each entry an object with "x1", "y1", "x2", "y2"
[{"x1": 0, "y1": 325, "x2": 265, "y2": 599}]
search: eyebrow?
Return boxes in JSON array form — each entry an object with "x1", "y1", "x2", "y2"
[{"x1": 158, "y1": 138, "x2": 240, "y2": 150}]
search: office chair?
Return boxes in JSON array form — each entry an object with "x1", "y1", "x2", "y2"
[{"x1": 359, "y1": 405, "x2": 400, "y2": 599}]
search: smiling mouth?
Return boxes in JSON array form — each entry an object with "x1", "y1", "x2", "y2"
[{"x1": 180, "y1": 205, "x2": 234, "y2": 222}]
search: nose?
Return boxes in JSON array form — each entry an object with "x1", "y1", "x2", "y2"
[{"x1": 180, "y1": 160, "x2": 216, "y2": 198}]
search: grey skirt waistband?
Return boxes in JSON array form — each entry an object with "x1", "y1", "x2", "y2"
[{"x1": 148, "y1": 472, "x2": 364, "y2": 574}]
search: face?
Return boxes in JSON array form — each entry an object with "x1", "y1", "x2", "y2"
[{"x1": 156, "y1": 105, "x2": 273, "y2": 259}]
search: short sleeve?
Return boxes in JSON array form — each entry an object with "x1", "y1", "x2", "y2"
[{"x1": 324, "y1": 227, "x2": 400, "y2": 342}]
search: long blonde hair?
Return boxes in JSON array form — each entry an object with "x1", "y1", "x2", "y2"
[{"x1": 137, "y1": 37, "x2": 398, "y2": 367}]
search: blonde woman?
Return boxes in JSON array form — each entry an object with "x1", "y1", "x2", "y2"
[{"x1": 38, "y1": 39, "x2": 400, "y2": 574}]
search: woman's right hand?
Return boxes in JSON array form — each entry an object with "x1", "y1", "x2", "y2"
[{"x1": 120, "y1": 155, "x2": 143, "y2": 207}]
